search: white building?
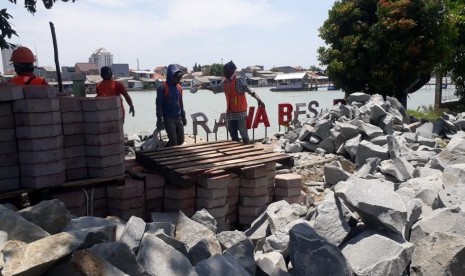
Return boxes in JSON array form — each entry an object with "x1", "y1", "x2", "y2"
[
  {"x1": 89, "y1": 47, "x2": 113, "y2": 69},
  {"x1": 1, "y1": 47, "x2": 15, "y2": 74}
]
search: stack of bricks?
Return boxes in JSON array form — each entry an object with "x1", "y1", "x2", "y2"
[
  {"x1": 82, "y1": 97, "x2": 125, "y2": 179},
  {"x1": 144, "y1": 172, "x2": 165, "y2": 217},
  {"x1": 13, "y1": 86, "x2": 65, "y2": 189},
  {"x1": 164, "y1": 185, "x2": 196, "y2": 216},
  {"x1": 52, "y1": 190, "x2": 87, "y2": 216},
  {"x1": 266, "y1": 162, "x2": 277, "y2": 202},
  {"x1": 59, "y1": 97, "x2": 87, "y2": 181},
  {"x1": 107, "y1": 178, "x2": 145, "y2": 220},
  {"x1": 91, "y1": 186, "x2": 109, "y2": 217},
  {"x1": 0, "y1": 86, "x2": 23, "y2": 192},
  {"x1": 237, "y1": 165, "x2": 270, "y2": 227},
  {"x1": 274, "y1": 173, "x2": 302, "y2": 204},
  {"x1": 197, "y1": 172, "x2": 230, "y2": 231},
  {"x1": 226, "y1": 173, "x2": 240, "y2": 229}
]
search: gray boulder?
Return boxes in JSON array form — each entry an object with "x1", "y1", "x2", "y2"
[
  {"x1": 191, "y1": 209, "x2": 218, "y2": 233},
  {"x1": 195, "y1": 254, "x2": 248, "y2": 276},
  {"x1": 17, "y1": 199, "x2": 70, "y2": 235},
  {"x1": 442, "y1": 164, "x2": 465, "y2": 187},
  {"x1": 89, "y1": 242, "x2": 147, "y2": 276},
  {"x1": 256, "y1": 251, "x2": 289, "y2": 276},
  {"x1": 188, "y1": 236, "x2": 222, "y2": 265},
  {"x1": 355, "y1": 140, "x2": 389, "y2": 167},
  {"x1": 176, "y1": 211, "x2": 215, "y2": 249},
  {"x1": 0, "y1": 204, "x2": 50, "y2": 243}
]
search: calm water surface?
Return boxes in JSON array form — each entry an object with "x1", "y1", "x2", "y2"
[{"x1": 122, "y1": 86, "x2": 453, "y2": 140}]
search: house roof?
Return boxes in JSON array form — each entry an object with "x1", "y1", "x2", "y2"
[
  {"x1": 76, "y1": 63, "x2": 98, "y2": 72},
  {"x1": 274, "y1": 72, "x2": 306, "y2": 80}
]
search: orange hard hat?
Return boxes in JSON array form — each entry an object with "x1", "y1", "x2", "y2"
[{"x1": 10, "y1": 47, "x2": 35, "y2": 63}]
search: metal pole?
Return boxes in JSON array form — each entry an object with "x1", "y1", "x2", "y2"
[{"x1": 49, "y1": 22, "x2": 63, "y2": 93}]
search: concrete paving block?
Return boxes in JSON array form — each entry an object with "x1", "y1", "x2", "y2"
[
  {"x1": 93, "y1": 198, "x2": 107, "y2": 210},
  {"x1": 165, "y1": 207, "x2": 195, "y2": 217},
  {"x1": 0, "y1": 115, "x2": 14, "y2": 128},
  {"x1": 197, "y1": 186, "x2": 228, "y2": 199},
  {"x1": 64, "y1": 146, "x2": 86, "y2": 159},
  {"x1": 273, "y1": 194, "x2": 303, "y2": 205},
  {"x1": 108, "y1": 207, "x2": 144, "y2": 221},
  {"x1": 238, "y1": 205, "x2": 266, "y2": 217},
  {"x1": 86, "y1": 153, "x2": 124, "y2": 168},
  {"x1": 51, "y1": 190, "x2": 86, "y2": 208},
  {"x1": 59, "y1": 97, "x2": 82, "y2": 112},
  {"x1": 22, "y1": 85, "x2": 56, "y2": 99},
  {"x1": 0, "y1": 141, "x2": 17, "y2": 154},
  {"x1": 240, "y1": 177, "x2": 268, "y2": 188},
  {"x1": 93, "y1": 186, "x2": 107, "y2": 199},
  {"x1": 266, "y1": 162, "x2": 277, "y2": 171},
  {"x1": 203, "y1": 204, "x2": 228, "y2": 218},
  {"x1": 20, "y1": 160, "x2": 65, "y2": 176},
  {"x1": 227, "y1": 186, "x2": 240, "y2": 197},
  {"x1": 274, "y1": 174, "x2": 302, "y2": 189},
  {"x1": 0, "y1": 102, "x2": 13, "y2": 116},
  {"x1": 63, "y1": 134, "x2": 86, "y2": 147},
  {"x1": 144, "y1": 173, "x2": 165, "y2": 189},
  {"x1": 13, "y1": 99, "x2": 59, "y2": 113},
  {"x1": 198, "y1": 174, "x2": 231, "y2": 189},
  {"x1": 267, "y1": 170, "x2": 277, "y2": 180},
  {"x1": 85, "y1": 132, "x2": 124, "y2": 146},
  {"x1": 85, "y1": 143, "x2": 124, "y2": 157},
  {"x1": 268, "y1": 178, "x2": 275, "y2": 188},
  {"x1": 107, "y1": 179, "x2": 144, "y2": 199},
  {"x1": 84, "y1": 120, "x2": 123, "y2": 135},
  {"x1": 239, "y1": 164, "x2": 267, "y2": 179},
  {"x1": 229, "y1": 175, "x2": 240, "y2": 188},
  {"x1": 239, "y1": 186, "x2": 268, "y2": 197},
  {"x1": 21, "y1": 172, "x2": 65, "y2": 189},
  {"x1": 239, "y1": 195, "x2": 269, "y2": 207},
  {"x1": 164, "y1": 197, "x2": 195, "y2": 209},
  {"x1": 65, "y1": 156, "x2": 87, "y2": 169},
  {"x1": 66, "y1": 167, "x2": 88, "y2": 181},
  {"x1": 196, "y1": 196, "x2": 227, "y2": 209},
  {"x1": 0, "y1": 165, "x2": 20, "y2": 179},
  {"x1": 145, "y1": 199, "x2": 163, "y2": 210},
  {"x1": 15, "y1": 124, "x2": 62, "y2": 139},
  {"x1": 68, "y1": 206, "x2": 87, "y2": 217},
  {"x1": 238, "y1": 216, "x2": 256, "y2": 225},
  {"x1": 17, "y1": 136, "x2": 63, "y2": 151},
  {"x1": 14, "y1": 112, "x2": 62, "y2": 126},
  {"x1": 274, "y1": 187, "x2": 301, "y2": 197},
  {"x1": 108, "y1": 197, "x2": 144, "y2": 210},
  {"x1": 0, "y1": 128, "x2": 15, "y2": 142},
  {"x1": 0, "y1": 153, "x2": 18, "y2": 166},
  {"x1": 0, "y1": 86, "x2": 23, "y2": 102},
  {"x1": 81, "y1": 97, "x2": 121, "y2": 111},
  {"x1": 88, "y1": 164, "x2": 124, "y2": 178},
  {"x1": 19, "y1": 148, "x2": 64, "y2": 163},
  {"x1": 227, "y1": 212, "x2": 237, "y2": 223},
  {"x1": 146, "y1": 187, "x2": 164, "y2": 199},
  {"x1": 84, "y1": 108, "x2": 123, "y2": 123},
  {"x1": 62, "y1": 122, "x2": 84, "y2": 135},
  {"x1": 164, "y1": 185, "x2": 196, "y2": 200},
  {"x1": 61, "y1": 111, "x2": 84, "y2": 124},
  {"x1": 0, "y1": 177, "x2": 20, "y2": 192},
  {"x1": 227, "y1": 196, "x2": 239, "y2": 206}
]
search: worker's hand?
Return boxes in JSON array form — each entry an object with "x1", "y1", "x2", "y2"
[
  {"x1": 129, "y1": 105, "x2": 135, "y2": 117},
  {"x1": 156, "y1": 119, "x2": 165, "y2": 130},
  {"x1": 181, "y1": 117, "x2": 187, "y2": 126},
  {"x1": 257, "y1": 99, "x2": 266, "y2": 108}
]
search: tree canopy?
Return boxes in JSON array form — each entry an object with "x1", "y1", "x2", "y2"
[
  {"x1": 318, "y1": 0, "x2": 454, "y2": 107},
  {"x1": 205, "y1": 63, "x2": 224, "y2": 76},
  {"x1": 1, "y1": 0, "x2": 77, "y2": 49},
  {"x1": 448, "y1": 0, "x2": 465, "y2": 104}
]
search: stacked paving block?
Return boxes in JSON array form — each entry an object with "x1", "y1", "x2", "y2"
[
  {"x1": 107, "y1": 178, "x2": 145, "y2": 220},
  {"x1": 197, "y1": 172, "x2": 230, "y2": 231},
  {"x1": 91, "y1": 186, "x2": 109, "y2": 217},
  {"x1": 51, "y1": 190, "x2": 88, "y2": 216},
  {"x1": 274, "y1": 173, "x2": 302, "y2": 204},
  {"x1": 0, "y1": 88, "x2": 21, "y2": 192},
  {"x1": 226, "y1": 173, "x2": 240, "y2": 229},
  {"x1": 164, "y1": 185, "x2": 196, "y2": 216},
  {"x1": 237, "y1": 165, "x2": 269, "y2": 227},
  {"x1": 60, "y1": 97, "x2": 87, "y2": 181},
  {"x1": 266, "y1": 162, "x2": 277, "y2": 202},
  {"x1": 144, "y1": 172, "x2": 165, "y2": 216},
  {"x1": 13, "y1": 87, "x2": 65, "y2": 189},
  {"x1": 82, "y1": 97, "x2": 125, "y2": 178}
]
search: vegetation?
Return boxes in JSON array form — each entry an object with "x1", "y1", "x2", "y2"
[
  {"x1": 448, "y1": 0, "x2": 465, "y2": 104},
  {"x1": 192, "y1": 63, "x2": 202, "y2": 72},
  {"x1": 1, "y1": 0, "x2": 76, "y2": 49},
  {"x1": 318, "y1": 0, "x2": 454, "y2": 108},
  {"x1": 407, "y1": 105, "x2": 445, "y2": 122},
  {"x1": 204, "y1": 63, "x2": 223, "y2": 76}
]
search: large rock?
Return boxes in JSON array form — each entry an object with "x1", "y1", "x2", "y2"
[
  {"x1": 324, "y1": 161, "x2": 350, "y2": 186},
  {"x1": 379, "y1": 157, "x2": 414, "y2": 183},
  {"x1": 118, "y1": 216, "x2": 146, "y2": 254},
  {"x1": 288, "y1": 223, "x2": 352, "y2": 276},
  {"x1": 195, "y1": 254, "x2": 248, "y2": 276},
  {"x1": 266, "y1": 201, "x2": 300, "y2": 235},
  {"x1": 224, "y1": 238, "x2": 256, "y2": 275},
  {"x1": 256, "y1": 251, "x2": 289, "y2": 276},
  {"x1": 176, "y1": 211, "x2": 215, "y2": 249},
  {"x1": 2, "y1": 232, "x2": 82, "y2": 276},
  {"x1": 188, "y1": 236, "x2": 222, "y2": 265},
  {"x1": 261, "y1": 232, "x2": 290, "y2": 257},
  {"x1": 70, "y1": 249, "x2": 129, "y2": 276},
  {"x1": 430, "y1": 132, "x2": 465, "y2": 170},
  {"x1": 397, "y1": 175, "x2": 444, "y2": 208},
  {"x1": 442, "y1": 164, "x2": 465, "y2": 187},
  {"x1": 216, "y1": 230, "x2": 247, "y2": 251},
  {"x1": 89, "y1": 242, "x2": 147, "y2": 276},
  {"x1": 17, "y1": 199, "x2": 71, "y2": 235},
  {"x1": 191, "y1": 209, "x2": 218, "y2": 233},
  {"x1": 0, "y1": 204, "x2": 50, "y2": 243},
  {"x1": 355, "y1": 140, "x2": 389, "y2": 167},
  {"x1": 341, "y1": 230, "x2": 413, "y2": 276},
  {"x1": 438, "y1": 185, "x2": 465, "y2": 209}
]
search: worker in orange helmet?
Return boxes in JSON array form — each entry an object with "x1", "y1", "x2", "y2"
[{"x1": 8, "y1": 46, "x2": 48, "y2": 85}]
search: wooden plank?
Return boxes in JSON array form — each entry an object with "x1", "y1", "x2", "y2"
[
  {"x1": 175, "y1": 152, "x2": 287, "y2": 174},
  {"x1": 166, "y1": 150, "x2": 277, "y2": 170},
  {"x1": 138, "y1": 141, "x2": 236, "y2": 156},
  {"x1": 146, "y1": 143, "x2": 246, "y2": 160},
  {"x1": 153, "y1": 144, "x2": 256, "y2": 163},
  {"x1": 158, "y1": 152, "x2": 225, "y2": 166},
  {"x1": 0, "y1": 189, "x2": 33, "y2": 200}
]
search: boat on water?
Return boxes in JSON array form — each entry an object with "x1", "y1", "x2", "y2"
[{"x1": 270, "y1": 72, "x2": 328, "y2": 92}]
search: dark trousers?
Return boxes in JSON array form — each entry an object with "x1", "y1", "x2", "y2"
[
  {"x1": 228, "y1": 119, "x2": 249, "y2": 144},
  {"x1": 165, "y1": 118, "x2": 184, "y2": 146}
]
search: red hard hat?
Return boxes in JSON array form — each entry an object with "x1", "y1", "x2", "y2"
[{"x1": 10, "y1": 47, "x2": 35, "y2": 63}]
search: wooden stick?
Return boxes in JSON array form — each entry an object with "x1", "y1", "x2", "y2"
[{"x1": 49, "y1": 22, "x2": 63, "y2": 93}]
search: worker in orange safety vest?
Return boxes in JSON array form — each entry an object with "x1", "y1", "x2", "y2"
[{"x1": 8, "y1": 46, "x2": 48, "y2": 86}]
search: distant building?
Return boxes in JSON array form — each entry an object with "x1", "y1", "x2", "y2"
[
  {"x1": 34, "y1": 66, "x2": 57, "y2": 82},
  {"x1": 1, "y1": 47, "x2": 14, "y2": 74},
  {"x1": 89, "y1": 47, "x2": 113, "y2": 69},
  {"x1": 75, "y1": 63, "x2": 99, "y2": 76},
  {"x1": 271, "y1": 66, "x2": 304, "y2": 74},
  {"x1": 154, "y1": 64, "x2": 188, "y2": 76},
  {"x1": 112, "y1": 64, "x2": 130, "y2": 78}
]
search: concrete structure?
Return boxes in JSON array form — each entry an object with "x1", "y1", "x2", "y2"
[{"x1": 89, "y1": 47, "x2": 113, "y2": 69}]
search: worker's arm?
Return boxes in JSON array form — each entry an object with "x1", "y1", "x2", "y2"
[
  {"x1": 239, "y1": 78, "x2": 265, "y2": 108},
  {"x1": 118, "y1": 83, "x2": 135, "y2": 116},
  {"x1": 155, "y1": 87, "x2": 165, "y2": 130},
  {"x1": 201, "y1": 81, "x2": 224, "y2": 94}
]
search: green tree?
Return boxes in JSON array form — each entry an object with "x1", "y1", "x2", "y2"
[
  {"x1": 449, "y1": 0, "x2": 465, "y2": 104},
  {"x1": 318, "y1": 0, "x2": 453, "y2": 107},
  {"x1": 309, "y1": 65, "x2": 323, "y2": 72},
  {"x1": 206, "y1": 63, "x2": 223, "y2": 76},
  {"x1": 1, "y1": 0, "x2": 76, "y2": 49}
]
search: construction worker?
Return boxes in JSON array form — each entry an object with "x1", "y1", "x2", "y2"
[
  {"x1": 156, "y1": 64, "x2": 187, "y2": 146},
  {"x1": 96, "y1": 66, "x2": 135, "y2": 120},
  {"x1": 204, "y1": 60, "x2": 265, "y2": 144},
  {"x1": 8, "y1": 46, "x2": 48, "y2": 85}
]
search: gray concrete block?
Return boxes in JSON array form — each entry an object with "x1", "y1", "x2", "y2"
[
  {"x1": 64, "y1": 146, "x2": 86, "y2": 159},
  {"x1": 197, "y1": 186, "x2": 228, "y2": 199},
  {"x1": 84, "y1": 120, "x2": 123, "y2": 134},
  {"x1": 19, "y1": 148, "x2": 64, "y2": 164},
  {"x1": 85, "y1": 132, "x2": 124, "y2": 146},
  {"x1": 63, "y1": 134, "x2": 86, "y2": 147},
  {"x1": 20, "y1": 160, "x2": 65, "y2": 176},
  {"x1": 62, "y1": 122, "x2": 84, "y2": 135},
  {"x1": 61, "y1": 111, "x2": 84, "y2": 124},
  {"x1": 22, "y1": 85, "x2": 56, "y2": 99},
  {"x1": 17, "y1": 136, "x2": 63, "y2": 151},
  {"x1": 86, "y1": 153, "x2": 124, "y2": 168},
  {"x1": 0, "y1": 128, "x2": 15, "y2": 142},
  {"x1": 164, "y1": 185, "x2": 196, "y2": 200},
  {"x1": 0, "y1": 153, "x2": 19, "y2": 166},
  {"x1": 240, "y1": 177, "x2": 268, "y2": 188},
  {"x1": 0, "y1": 166, "x2": 20, "y2": 179},
  {"x1": 274, "y1": 187, "x2": 301, "y2": 197},
  {"x1": 0, "y1": 177, "x2": 20, "y2": 192},
  {"x1": 0, "y1": 86, "x2": 23, "y2": 102},
  {"x1": 88, "y1": 164, "x2": 124, "y2": 178},
  {"x1": 146, "y1": 187, "x2": 164, "y2": 199},
  {"x1": 65, "y1": 156, "x2": 87, "y2": 169},
  {"x1": 81, "y1": 97, "x2": 121, "y2": 111},
  {"x1": 198, "y1": 174, "x2": 231, "y2": 189},
  {"x1": 0, "y1": 102, "x2": 13, "y2": 116},
  {"x1": 14, "y1": 112, "x2": 62, "y2": 126},
  {"x1": 66, "y1": 167, "x2": 88, "y2": 181},
  {"x1": 84, "y1": 108, "x2": 123, "y2": 123},
  {"x1": 239, "y1": 186, "x2": 268, "y2": 197},
  {"x1": 59, "y1": 97, "x2": 82, "y2": 112},
  {"x1": 13, "y1": 99, "x2": 60, "y2": 113},
  {"x1": 15, "y1": 124, "x2": 62, "y2": 139},
  {"x1": 0, "y1": 141, "x2": 17, "y2": 154},
  {"x1": 85, "y1": 143, "x2": 124, "y2": 157},
  {"x1": 0, "y1": 115, "x2": 14, "y2": 128},
  {"x1": 21, "y1": 172, "x2": 65, "y2": 189}
]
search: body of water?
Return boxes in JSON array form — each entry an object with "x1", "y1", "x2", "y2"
[{"x1": 121, "y1": 86, "x2": 457, "y2": 140}]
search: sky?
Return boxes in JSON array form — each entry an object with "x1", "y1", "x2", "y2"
[{"x1": 3, "y1": 0, "x2": 337, "y2": 71}]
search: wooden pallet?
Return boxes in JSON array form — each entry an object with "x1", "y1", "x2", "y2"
[{"x1": 136, "y1": 141, "x2": 293, "y2": 186}]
